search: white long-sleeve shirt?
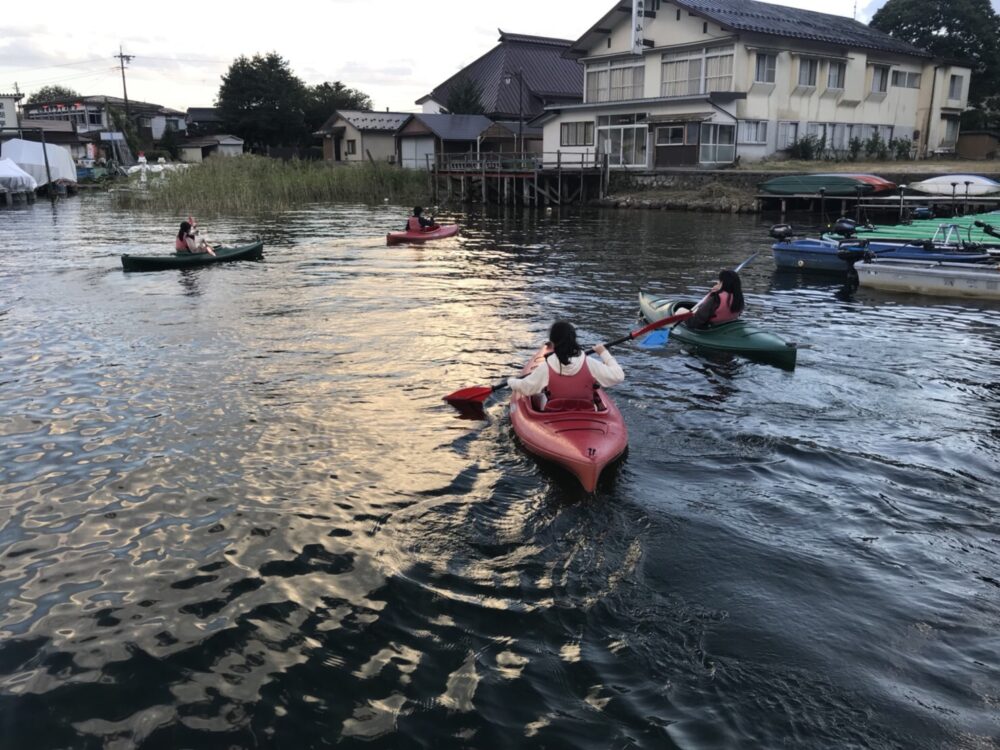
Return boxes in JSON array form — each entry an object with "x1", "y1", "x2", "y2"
[{"x1": 508, "y1": 350, "x2": 625, "y2": 396}]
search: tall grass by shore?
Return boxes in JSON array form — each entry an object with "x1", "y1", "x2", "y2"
[{"x1": 110, "y1": 155, "x2": 431, "y2": 213}]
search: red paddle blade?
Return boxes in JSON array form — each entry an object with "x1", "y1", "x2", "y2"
[{"x1": 443, "y1": 385, "x2": 494, "y2": 405}]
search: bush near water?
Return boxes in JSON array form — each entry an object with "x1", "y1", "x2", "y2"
[{"x1": 111, "y1": 155, "x2": 430, "y2": 214}]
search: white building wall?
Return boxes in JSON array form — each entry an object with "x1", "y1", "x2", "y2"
[{"x1": 0, "y1": 96, "x2": 18, "y2": 129}]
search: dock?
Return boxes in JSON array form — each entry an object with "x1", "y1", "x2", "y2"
[
  {"x1": 757, "y1": 190, "x2": 1000, "y2": 219},
  {"x1": 431, "y1": 151, "x2": 609, "y2": 206},
  {"x1": 0, "y1": 187, "x2": 36, "y2": 207}
]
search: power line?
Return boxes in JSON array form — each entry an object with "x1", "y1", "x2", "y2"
[
  {"x1": 10, "y1": 67, "x2": 118, "y2": 90},
  {"x1": 0, "y1": 56, "x2": 110, "y2": 75}
]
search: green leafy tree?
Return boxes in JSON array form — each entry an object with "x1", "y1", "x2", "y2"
[
  {"x1": 26, "y1": 85, "x2": 81, "y2": 104},
  {"x1": 445, "y1": 76, "x2": 485, "y2": 115},
  {"x1": 159, "y1": 127, "x2": 181, "y2": 160},
  {"x1": 216, "y1": 52, "x2": 308, "y2": 151},
  {"x1": 871, "y1": 0, "x2": 1000, "y2": 122},
  {"x1": 305, "y1": 81, "x2": 373, "y2": 134}
]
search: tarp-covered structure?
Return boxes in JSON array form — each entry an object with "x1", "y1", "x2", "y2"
[
  {"x1": 0, "y1": 138, "x2": 76, "y2": 186},
  {"x1": 0, "y1": 158, "x2": 38, "y2": 192}
]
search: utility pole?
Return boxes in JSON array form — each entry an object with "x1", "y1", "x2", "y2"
[{"x1": 114, "y1": 45, "x2": 134, "y2": 118}]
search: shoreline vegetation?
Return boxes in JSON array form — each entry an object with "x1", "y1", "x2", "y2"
[{"x1": 110, "y1": 155, "x2": 430, "y2": 214}]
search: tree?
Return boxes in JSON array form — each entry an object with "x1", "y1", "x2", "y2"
[
  {"x1": 871, "y1": 0, "x2": 1000, "y2": 117},
  {"x1": 26, "y1": 85, "x2": 80, "y2": 104},
  {"x1": 445, "y1": 76, "x2": 485, "y2": 115},
  {"x1": 216, "y1": 52, "x2": 308, "y2": 151},
  {"x1": 305, "y1": 81, "x2": 372, "y2": 134}
]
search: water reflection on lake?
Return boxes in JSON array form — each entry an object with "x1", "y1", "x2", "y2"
[{"x1": 0, "y1": 194, "x2": 997, "y2": 748}]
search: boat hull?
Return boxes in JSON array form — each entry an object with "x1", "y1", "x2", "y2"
[
  {"x1": 773, "y1": 238, "x2": 993, "y2": 274},
  {"x1": 509, "y1": 347, "x2": 627, "y2": 492},
  {"x1": 759, "y1": 173, "x2": 895, "y2": 196},
  {"x1": 854, "y1": 258, "x2": 1000, "y2": 300},
  {"x1": 121, "y1": 241, "x2": 264, "y2": 272},
  {"x1": 639, "y1": 293, "x2": 798, "y2": 368},
  {"x1": 386, "y1": 224, "x2": 459, "y2": 245},
  {"x1": 907, "y1": 175, "x2": 1000, "y2": 196}
]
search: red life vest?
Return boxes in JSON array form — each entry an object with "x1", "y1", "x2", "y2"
[
  {"x1": 710, "y1": 291, "x2": 740, "y2": 323},
  {"x1": 175, "y1": 236, "x2": 188, "y2": 251},
  {"x1": 407, "y1": 216, "x2": 424, "y2": 232},
  {"x1": 544, "y1": 355, "x2": 598, "y2": 410}
]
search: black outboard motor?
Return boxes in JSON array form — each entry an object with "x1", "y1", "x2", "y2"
[
  {"x1": 832, "y1": 217, "x2": 858, "y2": 237},
  {"x1": 769, "y1": 224, "x2": 795, "y2": 241}
]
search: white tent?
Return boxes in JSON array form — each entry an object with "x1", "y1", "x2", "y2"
[
  {"x1": 0, "y1": 138, "x2": 76, "y2": 186},
  {"x1": 0, "y1": 158, "x2": 38, "y2": 192}
]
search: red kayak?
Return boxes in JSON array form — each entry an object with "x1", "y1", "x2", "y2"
[
  {"x1": 386, "y1": 224, "x2": 460, "y2": 246},
  {"x1": 509, "y1": 347, "x2": 628, "y2": 492}
]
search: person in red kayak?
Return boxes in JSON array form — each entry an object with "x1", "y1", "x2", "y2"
[
  {"x1": 175, "y1": 217, "x2": 215, "y2": 256},
  {"x1": 684, "y1": 268, "x2": 744, "y2": 329},
  {"x1": 405, "y1": 206, "x2": 438, "y2": 233},
  {"x1": 507, "y1": 320, "x2": 625, "y2": 411}
]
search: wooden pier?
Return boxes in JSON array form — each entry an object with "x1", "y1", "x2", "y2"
[
  {"x1": 757, "y1": 190, "x2": 1000, "y2": 220},
  {"x1": 430, "y1": 151, "x2": 609, "y2": 206},
  {"x1": 0, "y1": 187, "x2": 36, "y2": 207}
]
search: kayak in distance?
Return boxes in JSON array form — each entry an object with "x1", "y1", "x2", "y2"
[
  {"x1": 906, "y1": 174, "x2": 1000, "y2": 197},
  {"x1": 386, "y1": 224, "x2": 460, "y2": 246},
  {"x1": 759, "y1": 173, "x2": 896, "y2": 196},
  {"x1": 121, "y1": 241, "x2": 264, "y2": 272},
  {"x1": 638, "y1": 293, "x2": 798, "y2": 369},
  {"x1": 509, "y1": 346, "x2": 628, "y2": 493}
]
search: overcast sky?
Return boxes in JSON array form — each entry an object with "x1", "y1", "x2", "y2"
[{"x1": 0, "y1": 0, "x2": 921, "y2": 113}]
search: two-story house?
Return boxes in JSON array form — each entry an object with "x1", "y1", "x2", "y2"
[
  {"x1": 21, "y1": 95, "x2": 186, "y2": 142},
  {"x1": 539, "y1": 0, "x2": 971, "y2": 168}
]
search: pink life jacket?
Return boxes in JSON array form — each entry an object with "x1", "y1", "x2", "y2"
[
  {"x1": 407, "y1": 216, "x2": 424, "y2": 232},
  {"x1": 710, "y1": 291, "x2": 740, "y2": 324},
  {"x1": 175, "y1": 236, "x2": 188, "y2": 251},
  {"x1": 544, "y1": 354, "x2": 598, "y2": 409}
]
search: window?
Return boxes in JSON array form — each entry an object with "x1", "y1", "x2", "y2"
[
  {"x1": 738, "y1": 120, "x2": 767, "y2": 144},
  {"x1": 597, "y1": 113, "x2": 648, "y2": 167},
  {"x1": 827, "y1": 62, "x2": 846, "y2": 89},
  {"x1": 754, "y1": 53, "x2": 776, "y2": 83},
  {"x1": 777, "y1": 121, "x2": 798, "y2": 149},
  {"x1": 891, "y1": 70, "x2": 921, "y2": 88},
  {"x1": 586, "y1": 62, "x2": 644, "y2": 103},
  {"x1": 165, "y1": 119, "x2": 179, "y2": 132},
  {"x1": 346, "y1": 139, "x2": 356, "y2": 155},
  {"x1": 871, "y1": 65, "x2": 889, "y2": 93},
  {"x1": 88, "y1": 112, "x2": 101, "y2": 125},
  {"x1": 941, "y1": 118, "x2": 959, "y2": 146},
  {"x1": 798, "y1": 58, "x2": 818, "y2": 86},
  {"x1": 699, "y1": 123, "x2": 735, "y2": 163},
  {"x1": 661, "y1": 45, "x2": 734, "y2": 97},
  {"x1": 655, "y1": 125, "x2": 686, "y2": 145},
  {"x1": 949, "y1": 75, "x2": 963, "y2": 100},
  {"x1": 561, "y1": 121, "x2": 594, "y2": 146}
]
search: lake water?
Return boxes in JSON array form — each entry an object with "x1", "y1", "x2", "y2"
[{"x1": 1, "y1": 194, "x2": 997, "y2": 749}]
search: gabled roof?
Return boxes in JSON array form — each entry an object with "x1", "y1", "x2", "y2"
[
  {"x1": 399, "y1": 114, "x2": 493, "y2": 141},
  {"x1": 570, "y1": 0, "x2": 931, "y2": 59},
  {"x1": 316, "y1": 110, "x2": 411, "y2": 134},
  {"x1": 417, "y1": 29, "x2": 583, "y2": 119},
  {"x1": 181, "y1": 134, "x2": 244, "y2": 148}
]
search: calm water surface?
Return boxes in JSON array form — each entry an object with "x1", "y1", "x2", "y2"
[{"x1": 0, "y1": 195, "x2": 997, "y2": 749}]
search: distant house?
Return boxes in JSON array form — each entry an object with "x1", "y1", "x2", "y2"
[
  {"x1": 0, "y1": 92, "x2": 22, "y2": 130},
  {"x1": 417, "y1": 29, "x2": 583, "y2": 140},
  {"x1": 178, "y1": 135, "x2": 244, "y2": 163},
  {"x1": 395, "y1": 113, "x2": 493, "y2": 169},
  {"x1": 314, "y1": 110, "x2": 411, "y2": 163},
  {"x1": 956, "y1": 130, "x2": 1000, "y2": 160},
  {"x1": 186, "y1": 107, "x2": 224, "y2": 137},
  {"x1": 21, "y1": 95, "x2": 186, "y2": 144},
  {"x1": 14, "y1": 119, "x2": 87, "y2": 159},
  {"x1": 540, "y1": 0, "x2": 972, "y2": 167}
]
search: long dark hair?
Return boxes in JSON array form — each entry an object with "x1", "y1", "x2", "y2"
[
  {"x1": 548, "y1": 320, "x2": 581, "y2": 366},
  {"x1": 718, "y1": 269, "x2": 745, "y2": 313},
  {"x1": 178, "y1": 220, "x2": 192, "y2": 240}
]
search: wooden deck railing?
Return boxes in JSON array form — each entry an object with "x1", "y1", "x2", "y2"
[{"x1": 433, "y1": 151, "x2": 606, "y2": 172}]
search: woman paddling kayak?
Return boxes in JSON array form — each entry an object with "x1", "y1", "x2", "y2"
[
  {"x1": 680, "y1": 269, "x2": 744, "y2": 330},
  {"x1": 508, "y1": 320, "x2": 624, "y2": 411}
]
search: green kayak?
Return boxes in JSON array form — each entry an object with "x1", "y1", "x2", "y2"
[
  {"x1": 639, "y1": 292, "x2": 798, "y2": 369},
  {"x1": 121, "y1": 240, "x2": 264, "y2": 272}
]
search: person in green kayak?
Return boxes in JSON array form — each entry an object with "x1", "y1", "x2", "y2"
[
  {"x1": 684, "y1": 269, "x2": 744, "y2": 329},
  {"x1": 405, "y1": 206, "x2": 438, "y2": 233},
  {"x1": 507, "y1": 320, "x2": 625, "y2": 411},
  {"x1": 176, "y1": 218, "x2": 215, "y2": 256}
]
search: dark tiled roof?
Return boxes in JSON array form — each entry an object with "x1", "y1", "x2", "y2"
[
  {"x1": 402, "y1": 114, "x2": 493, "y2": 141},
  {"x1": 187, "y1": 107, "x2": 222, "y2": 122},
  {"x1": 419, "y1": 29, "x2": 583, "y2": 119},
  {"x1": 572, "y1": 0, "x2": 931, "y2": 59}
]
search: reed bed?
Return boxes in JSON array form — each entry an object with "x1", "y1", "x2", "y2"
[{"x1": 110, "y1": 155, "x2": 430, "y2": 213}]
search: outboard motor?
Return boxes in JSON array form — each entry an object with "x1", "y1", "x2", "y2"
[
  {"x1": 832, "y1": 217, "x2": 858, "y2": 237},
  {"x1": 769, "y1": 223, "x2": 795, "y2": 241}
]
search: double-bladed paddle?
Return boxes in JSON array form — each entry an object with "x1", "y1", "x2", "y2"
[{"x1": 443, "y1": 309, "x2": 695, "y2": 408}]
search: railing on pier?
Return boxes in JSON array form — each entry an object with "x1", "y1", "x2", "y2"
[{"x1": 433, "y1": 151, "x2": 606, "y2": 174}]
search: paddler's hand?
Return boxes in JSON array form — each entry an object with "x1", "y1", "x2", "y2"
[{"x1": 593, "y1": 344, "x2": 607, "y2": 356}]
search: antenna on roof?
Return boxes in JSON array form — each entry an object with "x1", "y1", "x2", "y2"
[{"x1": 853, "y1": 0, "x2": 857, "y2": 19}]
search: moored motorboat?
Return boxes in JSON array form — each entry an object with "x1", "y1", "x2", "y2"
[
  {"x1": 509, "y1": 346, "x2": 628, "y2": 492},
  {"x1": 638, "y1": 293, "x2": 798, "y2": 369},
  {"x1": 854, "y1": 256, "x2": 1000, "y2": 300},
  {"x1": 121, "y1": 240, "x2": 264, "y2": 272},
  {"x1": 771, "y1": 237, "x2": 994, "y2": 274},
  {"x1": 386, "y1": 224, "x2": 460, "y2": 245}
]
